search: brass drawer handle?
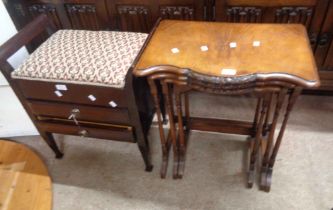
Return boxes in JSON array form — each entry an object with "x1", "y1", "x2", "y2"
[
  {"x1": 37, "y1": 116, "x2": 132, "y2": 130},
  {"x1": 71, "y1": 108, "x2": 80, "y2": 115},
  {"x1": 68, "y1": 108, "x2": 80, "y2": 125},
  {"x1": 78, "y1": 129, "x2": 88, "y2": 137}
]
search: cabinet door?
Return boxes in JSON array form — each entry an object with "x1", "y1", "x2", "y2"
[
  {"x1": 4, "y1": 0, "x2": 111, "y2": 51},
  {"x1": 157, "y1": 0, "x2": 205, "y2": 21},
  {"x1": 107, "y1": 0, "x2": 155, "y2": 33},
  {"x1": 216, "y1": 1, "x2": 316, "y2": 25},
  {"x1": 24, "y1": 1, "x2": 63, "y2": 29},
  {"x1": 4, "y1": 0, "x2": 65, "y2": 32},
  {"x1": 23, "y1": 0, "x2": 109, "y2": 31},
  {"x1": 308, "y1": 0, "x2": 333, "y2": 91},
  {"x1": 215, "y1": 0, "x2": 326, "y2": 57},
  {"x1": 315, "y1": 0, "x2": 333, "y2": 70},
  {"x1": 62, "y1": 0, "x2": 110, "y2": 30}
]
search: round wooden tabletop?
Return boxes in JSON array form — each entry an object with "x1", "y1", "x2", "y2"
[{"x1": 0, "y1": 140, "x2": 52, "y2": 210}]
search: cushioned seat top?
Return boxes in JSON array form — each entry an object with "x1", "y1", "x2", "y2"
[{"x1": 11, "y1": 30, "x2": 148, "y2": 88}]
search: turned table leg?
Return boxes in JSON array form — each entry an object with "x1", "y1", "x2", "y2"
[
  {"x1": 148, "y1": 78, "x2": 170, "y2": 178},
  {"x1": 252, "y1": 97, "x2": 262, "y2": 137},
  {"x1": 161, "y1": 81, "x2": 180, "y2": 179},
  {"x1": 260, "y1": 87, "x2": 302, "y2": 192},
  {"x1": 248, "y1": 94, "x2": 269, "y2": 188},
  {"x1": 263, "y1": 93, "x2": 274, "y2": 136},
  {"x1": 184, "y1": 92, "x2": 190, "y2": 133},
  {"x1": 157, "y1": 82, "x2": 168, "y2": 124},
  {"x1": 260, "y1": 89, "x2": 287, "y2": 190},
  {"x1": 174, "y1": 88, "x2": 187, "y2": 179}
]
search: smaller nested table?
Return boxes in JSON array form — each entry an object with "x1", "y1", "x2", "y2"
[{"x1": 133, "y1": 20, "x2": 320, "y2": 191}]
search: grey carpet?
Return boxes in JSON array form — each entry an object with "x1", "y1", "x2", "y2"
[{"x1": 10, "y1": 93, "x2": 333, "y2": 210}]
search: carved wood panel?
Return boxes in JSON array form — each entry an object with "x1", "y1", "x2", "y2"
[
  {"x1": 274, "y1": 7, "x2": 313, "y2": 28},
  {"x1": 27, "y1": 4, "x2": 62, "y2": 29},
  {"x1": 226, "y1": 6, "x2": 314, "y2": 27},
  {"x1": 316, "y1": 0, "x2": 333, "y2": 70},
  {"x1": 65, "y1": 4, "x2": 100, "y2": 30},
  {"x1": 226, "y1": 7, "x2": 263, "y2": 23},
  {"x1": 117, "y1": 5, "x2": 152, "y2": 32},
  {"x1": 159, "y1": 6, "x2": 195, "y2": 20}
]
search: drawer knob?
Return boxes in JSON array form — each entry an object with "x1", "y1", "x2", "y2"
[{"x1": 78, "y1": 130, "x2": 88, "y2": 137}]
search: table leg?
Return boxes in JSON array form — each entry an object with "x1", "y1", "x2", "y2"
[
  {"x1": 40, "y1": 131, "x2": 63, "y2": 159},
  {"x1": 175, "y1": 88, "x2": 187, "y2": 178},
  {"x1": 161, "y1": 81, "x2": 180, "y2": 179},
  {"x1": 184, "y1": 93, "x2": 190, "y2": 133},
  {"x1": 260, "y1": 89, "x2": 287, "y2": 189},
  {"x1": 260, "y1": 88, "x2": 302, "y2": 192},
  {"x1": 248, "y1": 95, "x2": 269, "y2": 188},
  {"x1": 157, "y1": 82, "x2": 168, "y2": 124},
  {"x1": 252, "y1": 98, "x2": 263, "y2": 137},
  {"x1": 148, "y1": 79, "x2": 171, "y2": 178},
  {"x1": 263, "y1": 93, "x2": 274, "y2": 136}
]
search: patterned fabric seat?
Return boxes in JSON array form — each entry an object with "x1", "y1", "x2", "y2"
[{"x1": 12, "y1": 30, "x2": 148, "y2": 88}]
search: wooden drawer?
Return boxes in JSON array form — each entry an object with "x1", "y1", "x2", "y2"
[
  {"x1": 15, "y1": 80, "x2": 128, "y2": 108},
  {"x1": 27, "y1": 100, "x2": 131, "y2": 125},
  {"x1": 38, "y1": 121, "x2": 135, "y2": 143}
]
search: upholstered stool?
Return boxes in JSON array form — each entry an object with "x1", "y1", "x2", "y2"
[
  {"x1": 0, "y1": 15, "x2": 154, "y2": 171},
  {"x1": 12, "y1": 29, "x2": 147, "y2": 88}
]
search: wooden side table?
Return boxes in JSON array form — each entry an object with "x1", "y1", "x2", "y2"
[
  {"x1": 0, "y1": 140, "x2": 52, "y2": 210},
  {"x1": 133, "y1": 20, "x2": 320, "y2": 191}
]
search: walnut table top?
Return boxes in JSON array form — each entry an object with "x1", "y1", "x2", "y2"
[{"x1": 133, "y1": 20, "x2": 320, "y2": 88}]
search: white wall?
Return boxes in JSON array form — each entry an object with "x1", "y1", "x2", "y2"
[
  {"x1": 0, "y1": 0, "x2": 29, "y2": 85},
  {"x1": 0, "y1": 1, "x2": 38, "y2": 137}
]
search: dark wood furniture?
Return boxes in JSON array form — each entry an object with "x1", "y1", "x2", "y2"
[
  {"x1": 0, "y1": 15, "x2": 154, "y2": 171},
  {"x1": 132, "y1": 19, "x2": 320, "y2": 191},
  {"x1": 3, "y1": 0, "x2": 333, "y2": 93}
]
